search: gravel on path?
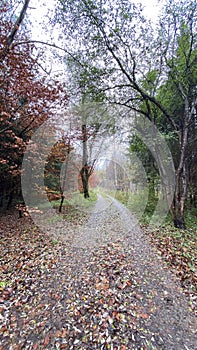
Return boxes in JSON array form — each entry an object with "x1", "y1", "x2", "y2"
[
  {"x1": 1, "y1": 195, "x2": 196, "y2": 349},
  {"x1": 44, "y1": 194, "x2": 197, "y2": 349}
]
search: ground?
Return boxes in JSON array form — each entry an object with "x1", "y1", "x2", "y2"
[{"x1": 0, "y1": 195, "x2": 197, "y2": 349}]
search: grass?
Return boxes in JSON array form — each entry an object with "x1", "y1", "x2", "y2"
[
  {"x1": 102, "y1": 187, "x2": 156, "y2": 222},
  {"x1": 41, "y1": 190, "x2": 98, "y2": 224},
  {"x1": 0, "y1": 280, "x2": 11, "y2": 288},
  {"x1": 29, "y1": 189, "x2": 98, "y2": 212},
  {"x1": 67, "y1": 190, "x2": 98, "y2": 212},
  {"x1": 25, "y1": 189, "x2": 98, "y2": 226}
]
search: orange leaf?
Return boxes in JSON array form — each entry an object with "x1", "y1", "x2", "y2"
[
  {"x1": 121, "y1": 346, "x2": 127, "y2": 350},
  {"x1": 43, "y1": 336, "x2": 50, "y2": 346}
]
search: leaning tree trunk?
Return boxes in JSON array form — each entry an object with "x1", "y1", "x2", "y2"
[{"x1": 152, "y1": 114, "x2": 188, "y2": 229}]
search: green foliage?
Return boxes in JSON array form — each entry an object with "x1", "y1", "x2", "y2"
[
  {"x1": 185, "y1": 208, "x2": 197, "y2": 229},
  {"x1": 68, "y1": 190, "x2": 98, "y2": 210},
  {"x1": 0, "y1": 280, "x2": 9, "y2": 288},
  {"x1": 129, "y1": 135, "x2": 159, "y2": 182},
  {"x1": 140, "y1": 69, "x2": 159, "y2": 94},
  {"x1": 114, "y1": 190, "x2": 129, "y2": 205},
  {"x1": 52, "y1": 239, "x2": 59, "y2": 245},
  {"x1": 44, "y1": 162, "x2": 62, "y2": 192},
  {"x1": 111, "y1": 185, "x2": 159, "y2": 225},
  {"x1": 55, "y1": 0, "x2": 197, "y2": 224}
]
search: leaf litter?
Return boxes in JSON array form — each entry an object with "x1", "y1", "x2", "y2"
[{"x1": 0, "y1": 206, "x2": 197, "y2": 350}]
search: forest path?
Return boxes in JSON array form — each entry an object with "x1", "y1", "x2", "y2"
[
  {"x1": 1, "y1": 196, "x2": 197, "y2": 349},
  {"x1": 51, "y1": 194, "x2": 197, "y2": 349}
]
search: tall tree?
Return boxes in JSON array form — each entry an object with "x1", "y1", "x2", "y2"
[
  {"x1": 0, "y1": 0, "x2": 68, "y2": 210},
  {"x1": 154, "y1": 2, "x2": 197, "y2": 226},
  {"x1": 55, "y1": 0, "x2": 197, "y2": 227},
  {"x1": 72, "y1": 101, "x2": 112, "y2": 198}
]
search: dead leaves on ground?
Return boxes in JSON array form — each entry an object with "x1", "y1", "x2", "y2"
[
  {"x1": 142, "y1": 224, "x2": 197, "y2": 310},
  {"x1": 0, "y1": 213, "x2": 159, "y2": 349},
  {"x1": 0, "y1": 212, "x2": 196, "y2": 349}
]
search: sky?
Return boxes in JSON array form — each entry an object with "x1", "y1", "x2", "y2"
[
  {"x1": 27, "y1": 0, "x2": 164, "y2": 76},
  {"x1": 140, "y1": 0, "x2": 164, "y2": 19},
  {"x1": 29, "y1": 0, "x2": 164, "y2": 40}
]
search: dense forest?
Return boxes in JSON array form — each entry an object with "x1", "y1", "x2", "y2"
[{"x1": 0, "y1": 0, "x2": 196, "y2": 228}]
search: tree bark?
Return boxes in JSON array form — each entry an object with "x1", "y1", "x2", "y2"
[
  {"x1": 173, "y1": 99, "x2": 190, "y2": 229},
  {"x1": 59, "y1": 188, "x2": 65, "y2": 213},
  {"x1": 59, "y1": 144, "x2": 71, "y2": 213},
  {"x1": 80, "y1": 124, "x2": 90, "y2": 198},
  {"x1": 80, "y1": 164, "x2": 90, "y2": 198}
]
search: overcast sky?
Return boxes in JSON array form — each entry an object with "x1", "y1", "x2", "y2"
[
  {"x1": 29, "y1": 0, "x2": 164, "y2": 38},
  {"x1": 135, "y1": 0, "x2": 164, "y2": 19},
  {"x1": 27, "y1": 0, "x2": 164, "y2": 75}
]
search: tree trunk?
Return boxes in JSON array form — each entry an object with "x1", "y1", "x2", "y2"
[
  {"x1": 59, "y1": 189, "x2": 65, "y2": 213},
  {"x1": 172, "y1": 101, "x2": 190, "y2": 229},
  {"x1": 6, "y1": 186, "x2": 14, "y2": 210},
  {"x1": 173, "y1": 166, "x2": 187, "y2": 229},
  {"x1": 59, "y1": 145, "x2": 71, "y2": 213},
  {"x1": 0, "y1": 0, "x2": 31, "y2": 62},
  {"x1": 80, "y1": 164, "x2": 90, "y2": 198},
  {"x1": 81, "y1": 124, "x2": 90, "y2": 198}
]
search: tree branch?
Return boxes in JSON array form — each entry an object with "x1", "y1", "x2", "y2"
[
  {"x1": 7, "y1": 0, "x2": 31, "y2": 47},
  {"x1": 0, "y1": 0, "x2": 31, "y2": 62},
  {"x1": 99, "y1": 29, "x2": 177, "y2": 130},
  {"x1": 14, "y1": 40, "x2": 84, "y2": 66}
]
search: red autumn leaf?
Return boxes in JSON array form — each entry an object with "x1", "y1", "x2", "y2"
[{"x1": 141, "y1": 313, "x2": 149, "y2": 319}]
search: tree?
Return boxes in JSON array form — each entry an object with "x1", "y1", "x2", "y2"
[
  {"x1": 154, "y1": 3, "x2": 197, "y2": 226},
  {"x1": 55, "y1": 0, "x2": 197, "y2": 227},
  {"x1": 80, "y1": 124, "x2": 94, "y2": 198},
  {"x1": 44, "y1": 135, "x2": 76, "y2": 212},
  {"x1": 0, "y1": 1, "x2": 68, "y2": 210},
  {"x1": 71, "y1": 101, "x2": 112, "y2": 198}
]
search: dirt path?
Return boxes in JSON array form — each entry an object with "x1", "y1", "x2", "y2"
[
  {"x1": 1, "y1": 196, "x2": 197, "y2": 349},
  {"x1": 45, "y1": 194, "x2": 197, "y2": 349}
]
